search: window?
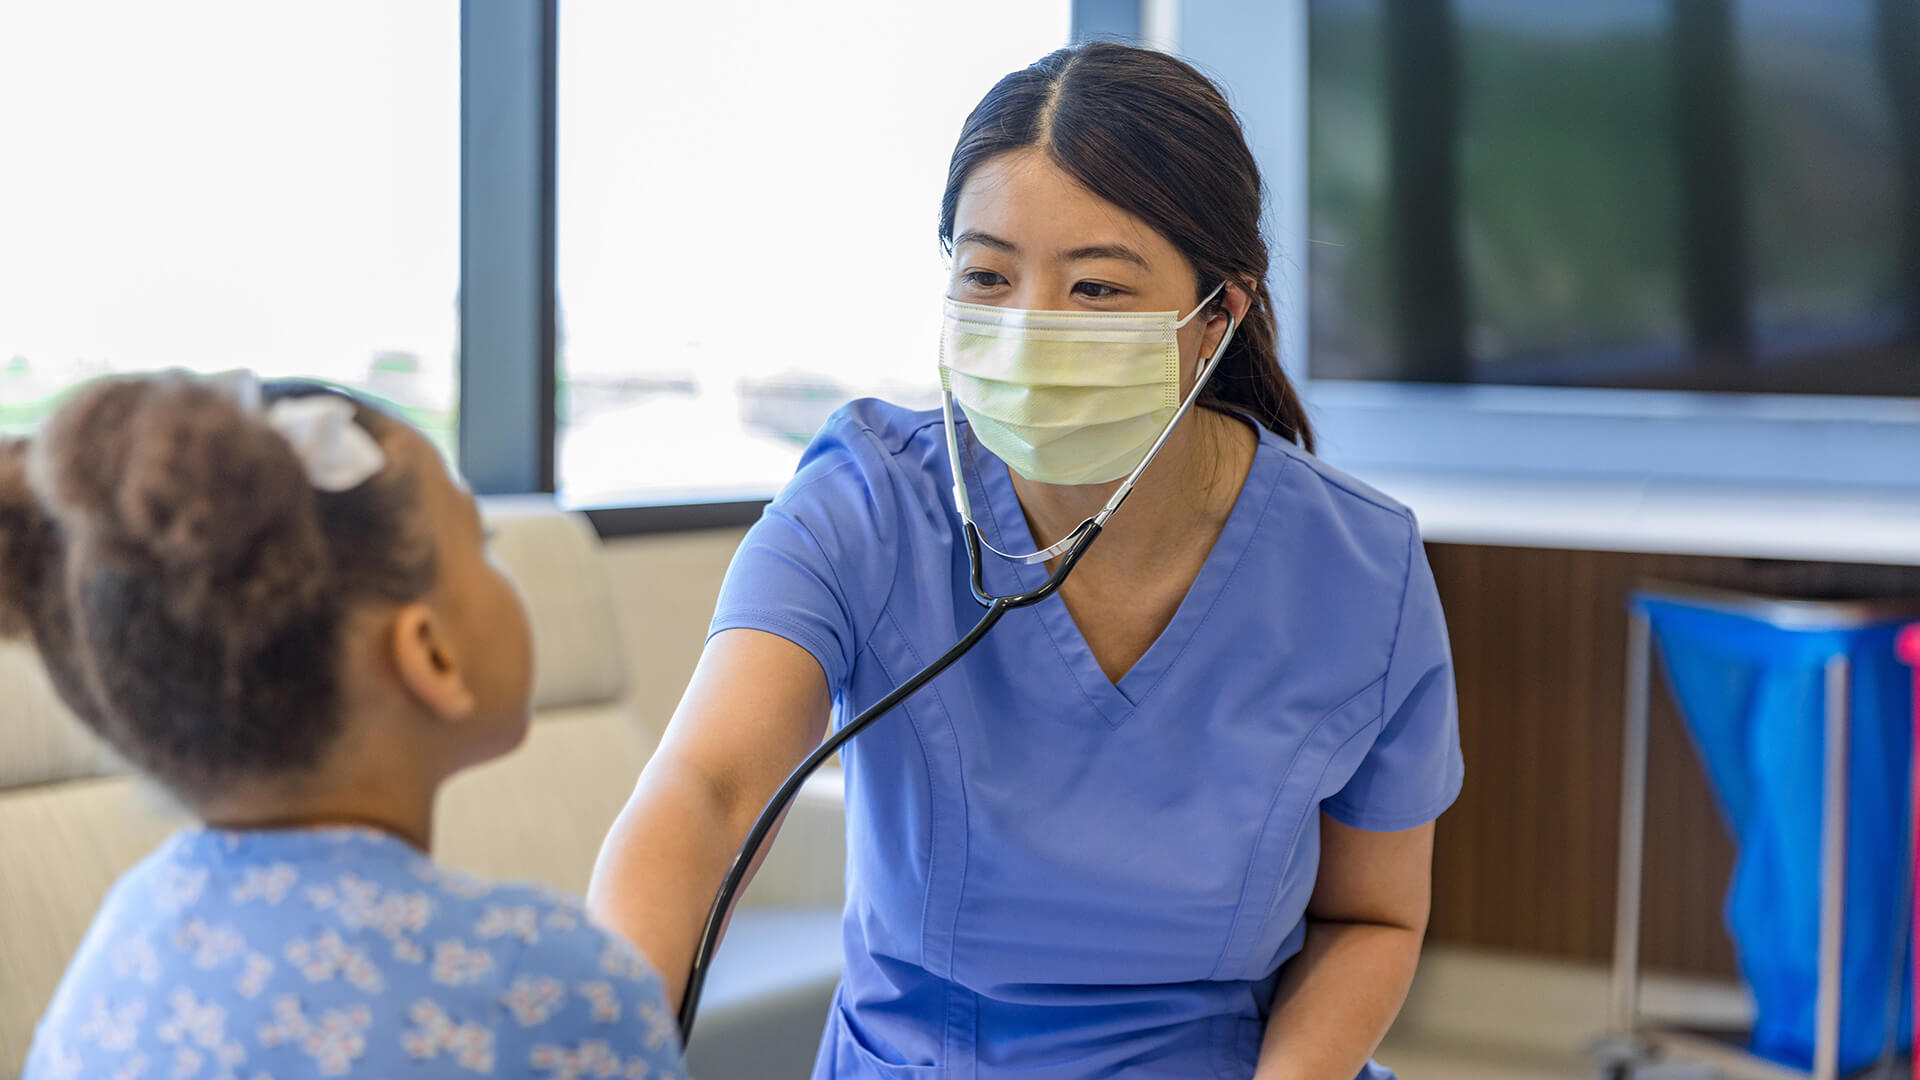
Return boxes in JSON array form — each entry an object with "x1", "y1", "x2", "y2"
[
  {"x1": 555, "y1": 1, "x2": 1072, "y2": 508},
  {"x1": 1454, "y1": 0, "x2": 1685, "y2": 370},
  {"x1": 1740, "y1": 1, "x2": 1907, "y2": 371},
  {"x1": 1305, "y1": 0, "x2": 1920, "y2": 397},
  {"x1": 0, "y1": 2, "x2": 459, "y2": 456}
]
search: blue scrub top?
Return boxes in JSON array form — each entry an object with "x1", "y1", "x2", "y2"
[{"x1": 710, "y1": 400, "x2": 1463, "y2": 1080}]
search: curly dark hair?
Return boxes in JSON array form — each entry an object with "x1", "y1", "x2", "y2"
[{"x1": 0, "y1": 373, "x2": 436, "y2": 798}]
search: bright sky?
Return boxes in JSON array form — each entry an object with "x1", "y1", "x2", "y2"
[
  {"x1": 0, "y1": 2, "x2": 458, "y2": 390},
  {"x1": 557, "y1": 0, "x2": 1072, "y2": 393},
  {"x1": 0, "y1": 0, "x2": 1071, "y2": 500}
]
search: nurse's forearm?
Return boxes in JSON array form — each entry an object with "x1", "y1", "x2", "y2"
[
  {"x1": 1252, "y1": 917, "x2": 1423, "y2": 1080},
  {"x1": 588, "y1": 629, "x2": 833, "y2": 1010},
  {"x1": 587, "y1": 762, "x2": 784, "y2": 1010}
]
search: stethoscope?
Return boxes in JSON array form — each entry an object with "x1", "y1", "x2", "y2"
[{"x1": 674, "y1": 308, "x2": 1242, "y2": 1041}]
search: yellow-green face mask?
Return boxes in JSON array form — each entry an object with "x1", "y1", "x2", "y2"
[{"x1": 938, "y1": 281, "x2": 1227, "y2": 487}]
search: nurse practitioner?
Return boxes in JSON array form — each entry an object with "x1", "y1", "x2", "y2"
[{"x1": 591, "y1": 42, "x2": 1464, "y2": 1080}]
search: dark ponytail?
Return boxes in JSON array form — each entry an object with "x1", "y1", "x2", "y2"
[
  {"x1": 939, "y1": 41, "x2": 1314, "y2": 452},
  {"x1": 0, "y1": 373, "x2": 436, "y2": 799}
]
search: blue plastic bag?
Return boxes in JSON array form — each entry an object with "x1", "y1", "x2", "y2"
[{"x1": 1638, "y1": 594, "x2": 1914, "y2": 1073}]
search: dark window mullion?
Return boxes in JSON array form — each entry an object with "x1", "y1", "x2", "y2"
[
  {"x1": 1385, "y1": 0, "x2": 1468, "y2": 381},
  {"x1": 1878, "y1": 0, "x2": 1920, "y2": 342},
  {"x1": 459, "y1": 0, "x2": 559, "y2": 495},
  {"x1": 1671, "y1": 0, "x2": 1752, "y2": 366}
]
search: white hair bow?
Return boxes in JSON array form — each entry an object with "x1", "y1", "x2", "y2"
[{"x1": 208, "y1": 370, "x2": 388, "y2": 493}]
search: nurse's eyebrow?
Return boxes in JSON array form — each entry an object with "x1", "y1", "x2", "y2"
[
  {"x1": 1061, "y1": 244, "x2": 1150, "y2": 269},
  {"x1": 955, "y1": 230, "x2": 1017, "y2": 252},
  {"x1": 954, "y1": 231, "x2": 1151, "y2": 269}
]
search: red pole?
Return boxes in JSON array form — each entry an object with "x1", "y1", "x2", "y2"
[{"x1": 1898, "y1": 625, "x2": 1920, "y2": 1080}]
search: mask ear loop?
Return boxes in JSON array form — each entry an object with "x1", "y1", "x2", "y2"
[
  {"x1": 1095, "y1": 302, "x2": 1240, "y2": 530},
  {"x1": 940, "y1": 280, "x2": 1235, "y2": 564}
]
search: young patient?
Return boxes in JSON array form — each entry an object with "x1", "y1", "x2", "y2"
[{"x1": 4, "y1": 373, "x2": 685, "y2": 1080}]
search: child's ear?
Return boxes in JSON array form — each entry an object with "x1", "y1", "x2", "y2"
[{"x1": 389, "y1": 602, "x2": 477, "y2": 722}]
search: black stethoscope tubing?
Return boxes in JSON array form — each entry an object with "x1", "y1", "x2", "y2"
[{"x1": 675, "y1": 517, "x2": 1104, "y2": 1040}]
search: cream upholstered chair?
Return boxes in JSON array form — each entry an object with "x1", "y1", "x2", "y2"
[{"x1": 0, "y1": 501, "x2": 844, "y2": 1079}]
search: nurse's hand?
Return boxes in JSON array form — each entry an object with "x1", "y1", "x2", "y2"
[{"x1": 587, "y1": 628, "x2": 832, "y2": 1009}]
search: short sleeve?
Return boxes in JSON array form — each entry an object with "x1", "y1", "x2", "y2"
[
  {"x1": 497, "y1": 899, "x2": 689, "y2": 1080},
  {"x1": 708, "y1": 408, "x2": 906, "y2": 695},
  {"x1": 1323, "y1": 525, "x2": 1465, "y2": 832}
]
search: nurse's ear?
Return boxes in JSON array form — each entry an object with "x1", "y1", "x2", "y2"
[{"x1": 1196, "y1": 280, "x2": 1256, "y2": 369}]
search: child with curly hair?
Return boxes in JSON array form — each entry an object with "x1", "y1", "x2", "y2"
[{"x1": 5, "y1": 372, "x2": 686, "y2": 1080}]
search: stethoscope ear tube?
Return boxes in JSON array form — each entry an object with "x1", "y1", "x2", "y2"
[{"x1": 675, "y1": 520, "x2": 1103, "y2": 1042}]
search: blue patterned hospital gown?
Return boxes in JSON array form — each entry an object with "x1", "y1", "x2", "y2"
[{"x1": 24, "y1": 826, "x2": 686, "y2": 1080}]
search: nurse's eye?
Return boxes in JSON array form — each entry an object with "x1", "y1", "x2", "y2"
[
  {"x1": 961, "y1": 270, "x2": 1007, "y2": 290},
  {"x1": 1073, "y1": 281, "x2": 1123, "y2": 300}
]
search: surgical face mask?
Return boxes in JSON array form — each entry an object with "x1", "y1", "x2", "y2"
[
  {"x1": 938, "y1": 282, "x2": 1239, "y2": 563},
  {"x1": 939, "y1": 281, "x2": 1228, "y2": 487}
]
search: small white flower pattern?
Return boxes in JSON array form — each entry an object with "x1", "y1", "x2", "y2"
[
  {"x1": 235, "y1": 953, "x2": 274, "y2": 1000},
  {"x1": 415, "y1": 860, "x2": 498, "y2": 901},
  {"x1": 39, "y1": 1038, "x2": 83, "y2": 1080},
  {"x1": 575, "y1": 982, "x2": 620, "y2": 1024},
  {"x1": 478, "y1": 905, "x2": 542, "y2": 946},
  {"x1": 252, "y1": 998, "x2": 304, "y2": 1050},
  {"x1": 114, "y1": 935, "x2": 162, "y2": 984},
  {"x1": 80, "y1": 996, "x2": 146, "y2": 1052},
  {"x1": 230, "y1": 864, "x2": 298, "y2": 905},
  {"x1": 503, "y1": 976, "x2": 566, "y2": 1027},
  {"x1": 401, "y1": 998, "x2": 497, "y2": 1072},
  {"x1": 257, "y1": 997, "x2": 372, "y2": 1077},
  {"x1": 528, "y1": 1039, "x2": 663, "y2": 1080},
  {"x1": 284, "y1": 931, "x2": 384, "y2": 993},
  {"x1": 26, "y1": 828, "x2": 683, "y2": 1080},
  {"x1": 172, "y1": 921, "x2": 247, "y2": 971},
  {"x1": 437, "y1": 869, "x2": 498, "y2": 901},
  {"x1": 156, "y1": 987, "x2": 244, "y2": 1069},
  {"x1": 154, "y1": 864, "x2": 210, "y2": 916},
  {"x1": 432, "y1": 940, "x2": 497, "y2": 987},
  {"x1": 635, "y1": 1003, "x2": 677, "y2": 1054},
  {"x1": 597, "y1": 942, "x2": 653, "y2": 983},
  {"x1": 306, "y1": 874, "x2": 433, "y2": 941}
]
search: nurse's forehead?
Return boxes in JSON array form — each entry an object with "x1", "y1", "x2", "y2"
[{"x1": 953, "y1": 152, "x2": 1168, "y2": 264}]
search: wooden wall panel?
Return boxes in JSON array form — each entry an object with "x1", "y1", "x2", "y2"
[{"x1": 1423, "y1": 544, "x2": 1920, "y2": 978}]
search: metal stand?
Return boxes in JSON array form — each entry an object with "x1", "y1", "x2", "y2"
[{"x1": 1598, "y1": 585, "x2": 1916, "y2": 1080}]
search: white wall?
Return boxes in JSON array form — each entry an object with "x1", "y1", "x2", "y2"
[
  {"x1": 600, "y1": 525, "x2": 849, "y2": 910},
  {"x1": 600, "y1": 527, "x2": 750, "y2": 734}
]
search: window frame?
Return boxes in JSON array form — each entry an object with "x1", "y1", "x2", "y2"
[
  {"x1": 1253, "y1": 0, "x2": 1920, "y2": 491},
  {"x1": 460, "y1": 0, "x2": 559, "y2": 499},
  {"x1": 460, "y1": 0, "x2": 1129, "y2": 536}
]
